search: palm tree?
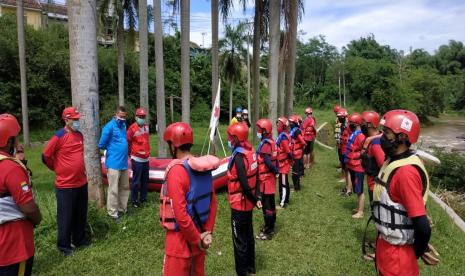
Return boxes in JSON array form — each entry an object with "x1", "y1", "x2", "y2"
[
  {"x1": 68, "y1": 0, "x2": 104, "y2": 207},
  {"x1": 139, "y1": 0, "x2": 149, "y2": 117},
  {"x1": 268, "y1": 0, "x2": 280, "y2": 136},
  {"x1": 211, "y1": 0, "x2": 219, "y2": 107},
  {"x1": 278, "y1": 30, "x2": 288, "y2": 116},
  {"x1": 97, "y1": 0, "x2": 138, "y2": 106},
  {"x1": 251, "y1": 0, "x2": 263, "y2": 141},
  {"x1": 181, "y1": 0, "x2": 191, "y2": 123},
  {"x1": 16, "y1": 0, "x2": 29, "y2": 146},
  {"x1": 153, "y1": 0, "x2": 167, "y2": 157},
  {"x1": 220, "y1": 23, "x2": 245, "y2": 121}
]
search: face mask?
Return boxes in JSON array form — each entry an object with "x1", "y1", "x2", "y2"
[
  {"x1": 380, "y1": 134, "x2": 398, "y2": 157},
  {"x1": 339, "y1": 117, "x2": 346, "y2": 124},
  {"x1": 256, "y1": 133, "x2": 262, "y2": 140},
  {"x1": 349, "y1": 124, "x2": 356, "y2": 131},
  {"x1": 227, "y1": 141, "x2": 234, "y2": 152},
  {"x1": 136, "y1": 117, "x2": 145, "y2": 126},
  {"x1": 361, "y1": 125, "x2": 369, "y2": 136},
  {"x1": 237, "y1": 114, "x2": 242, "y2": 119},
  {"x1": 72, "y1": 120, "x2": 80, "y2": 132}
]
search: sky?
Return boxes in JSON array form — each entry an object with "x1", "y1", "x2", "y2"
[{"x1": 55, "y1": 0, "x2": 465, "y2": 53}]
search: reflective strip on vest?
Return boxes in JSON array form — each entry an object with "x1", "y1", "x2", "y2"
[{"x1": 372, "y1": 154, "x2": 430, "y2": 245}]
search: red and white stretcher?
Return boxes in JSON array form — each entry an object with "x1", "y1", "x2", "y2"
[{"x1": 101, "y1": 157, "x2": 230, "y2": 192}]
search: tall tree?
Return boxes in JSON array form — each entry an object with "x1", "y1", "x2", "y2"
[
  {"x1": 68, "y1": 0, "x2": 104, "y2": 206},
  {"x1": 252, "y1": 0, "x2": 263, "y2": 141},
  {"x1": 211, "y1": 0, "x2": 219, "y2": 107},
  {"x1": 268, "y1": 0, "x2": 280, "y2": 136},
  {"x1": 153, "y1": 0, "x2": 167, "y2": 157},
  {"x1": 181, "y1": 0, "x2": 190, "y2": 123},
  {"x1": 16, "y1": 0, "x2": 29, "y2": 146},
  {"x1": 139, "y1": 0, "x2": 149, "y2": 116},
  {"x1": 278, "y1": 30, "x2": 287, "y2": 116},
  {"x1": 284, "y1": 0, "x2": 297, "y2": 115},
  {"x1": 220, "y1": 23, "x2": 245, "y2": 121}
]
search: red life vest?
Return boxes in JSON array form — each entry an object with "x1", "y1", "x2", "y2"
[
  {"x1": 257, "y1": 139, "x2": 277, "y2": 195},
  {"x1": 160, "y1": 159, "x2": 184, "y2": 231},
  {"x1": 128, "y1": 123, "x2": 150, "y2": 159},
  {"x1": 227, "y1": 147, "x2": 258, "y2": 211},
  {"x1": 345, "y1": 130, "x2": 365, "y2": 170},
  {"x1": 303, "y1": 117, "x2": 316, "y2": 141},
  {"x1": 276, "y1": 131, "x2": 292, "y2": 173},
  {"x1": 290, "y1": 127, "x2": 304, "y2": 159}
]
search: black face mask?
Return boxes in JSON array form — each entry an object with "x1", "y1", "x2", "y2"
[
  {"x1": 349, "y1": 124, "x2": 356, "y2": 131},
  {"x1": 361, "y1": 125, "x2": 369, "y2": 136},
  {"x1": 380, "y1": 134, "x2": 399, "y2": 157},
  {"x1": 339, "y1": 117, "x2": 346, "y2": 124}
]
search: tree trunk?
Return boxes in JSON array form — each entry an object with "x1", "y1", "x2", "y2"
[
  {"x1": 139, "y1": 0, "x2": 149, "y2": 118},
  {"x1": 278, "y1": 32, "x2": 288, "y2": 117},
  {"x1": 343, "y1": 63, "x2": 346, "y2": 107},
  {"x1": 117, "y1": 10, "x2": 125, "y2": 107},
  {"x1": 338, "y1": 68, "x2": 341, "y2": 106},
  {"x1": 246, "y1": 32, "x2": 251, "y2": 114},
  {"x1": 252, "y1": 0, "x2": 262, "y2": 143},
  {"x1": 153, "y1": 0, "x2": 167, "y2": 157},
  {"x1": 268, "y1": 0, "x2": 279, "y2": 137},
  {"x1": 181, "y1": 0, "x2": 190, "y2": 123},
  {"x1": 211, "y1": 0, "x2": 218, "y2": 107},
  {"x1": 68, "y1": 0, "x2": 104, "y2": 207},
  {"x1": 16, "y1": 0, "x2": 29, "y2": 147},
  {"x1": 284, "y1": 0, "x2": 297, "y2": 116},
  {"x1": 229, "y1": 81, "x2": 233, "y2": 122}
]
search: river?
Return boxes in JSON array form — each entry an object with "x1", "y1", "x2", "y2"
[{"x1": 418, "y1": 115, "x2": 465, "y2": 154}]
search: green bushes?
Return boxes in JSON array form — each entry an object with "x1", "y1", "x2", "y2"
[{"x1": 430, "y1": 149, "x2": 465, "y2": 192}]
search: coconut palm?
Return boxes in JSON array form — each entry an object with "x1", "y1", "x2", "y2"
[
  {"x1": 97, "y1": 0, "x2": 138, "y2": 106},
  {"x1": 220, "y1": 23, "x2": 246, "y2": 121},
  {"x1": 139, "y1": 0, "x2": 149, "y2": 117},
  {"x1": 153, "y1": 0, "x2": 167, "y2": 157},
  {"x1": 251, "y1": 0, "x2": 263, "y2": 141},
  {"x1": 16, "y1": 0, "x2": 29, "y2": 146},
  {"x1": 68, "y1": 0, "x2": 104, "y2": 206}
]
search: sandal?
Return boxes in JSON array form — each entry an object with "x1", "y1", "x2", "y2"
[{"x1": 363, "y1": 253, "x2": 375, "y2": 261}]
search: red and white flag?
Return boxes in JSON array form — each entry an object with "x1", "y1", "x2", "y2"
[{"x1": 209, "y1": 80, "x2": 221, "y2": 141}]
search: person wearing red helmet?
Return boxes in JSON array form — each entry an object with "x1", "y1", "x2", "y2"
[
  {"x1": 0, "y1": 114, "x2": 41, "y2": 275},
  {"x1": 226, "y1": 123, "x2": 262, "y2": 275},
  {"x1": 335, "y1": 108, "x2": 348, "y2": 182},
  {"x1": 276, "y1": 117, "x2": 292, "y2": 208},
  {"x1": 160, "y1": 122, "x2": 219, "y2": 276},
  {"x1": 373, "y1": 110, "x2": 433, "y2": 276},
  {"x1": 42, "y1": 107, "x2": 90, "y2": 256},
  {"x1": 255, "y1": 119, "x2": 279, "y2": 240},
  {"x1": 302, "y1": 107, "x2": 317, "y2": 170},
  {"x1": 127, "y1": 108, "x2": 150, "y2": 208},
  {"x1": 343, "y1": 113, "x2": 366, "y2": 218},
  {"x1": 333, "y1": 104, "x2": 341, "y2": 114},
  {"x1": 289, "y1": 115, "x2": 306, "y2": 191},
  {"x1": 360, "y1": 111, "x2": 384, "y2": 209}
]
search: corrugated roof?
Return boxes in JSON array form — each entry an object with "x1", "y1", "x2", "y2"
[{"x1": 0, "y1": 0, "x2": 42, "y2": 10}]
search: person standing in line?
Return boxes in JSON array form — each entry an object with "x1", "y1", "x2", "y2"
[
  {"x1": 288, "y1": 115, "x2": 306, "y2": 191},
  {"x1": 302, "y1": 107, "x2": 317, "y2": 169},
  {"x1": 276, "y1": 117, "x2": 292, "y2": 208}
]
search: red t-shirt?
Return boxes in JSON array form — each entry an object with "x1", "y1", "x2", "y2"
[
  {"x1": 0, "y1": 152, "x2": 35, "y2": 266},
  {"x1": 347, "y1": 133, "x2": 365, "y2": 172},
  {"x1": 339, "y1": 128, "x2": 351, "y2": 154},
  {"x1": 42, "y1": 127, "x2": 87, "y2": 189},
  {"x1": 376, "y1": 165, "x2": 427, "y2": 276},
  {"x1": 164, "y1": 165, "x2": 218, "y2": 258},
  {"x1": 367, "y1": 141, "x2": 385, "y2": 191}
]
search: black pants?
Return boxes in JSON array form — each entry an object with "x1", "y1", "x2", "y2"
[
  {"x1": 262, "y1": 194, "x2": 276, "y2": 234},
  {"x1": 0, "y1": 256, "x2": 33, "y2": 276},
  {"x1": 130, "y1": 159, "x2": 149, "y2": 204},
  {"x1": 292, "y1": 158, "x2": 303, "y2": 190},
  {"x1": 278, "y1": 173, "x2": 290, "y2": 205},
  {"x1": 55, "y1": 184, "x2": 88, "y2": 252},
  {"x1": 231, "y1": 209, "x2": 255, "y2": 276}
]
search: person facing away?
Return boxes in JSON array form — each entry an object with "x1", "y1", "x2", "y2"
[
  {"x1": 98, "y1": 106, "x2": 129, "y2": 221},
  {"x1": 42, "y1": 107, "x2": 90, "y2": 256}
]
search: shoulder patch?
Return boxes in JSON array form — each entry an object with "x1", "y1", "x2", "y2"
[{"x1": 54, "y1": 128, "x2": 66, "y2": 138}]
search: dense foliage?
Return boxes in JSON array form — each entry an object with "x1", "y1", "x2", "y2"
[
  {"x1": 1, "y1": 14, "x2": 464, "y2": 131},
  {"x1": 430, "y1": 148, "x2": 465, "y2": 192}
]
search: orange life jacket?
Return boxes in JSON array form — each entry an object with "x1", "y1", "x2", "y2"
[
  {"x1": 257, "y1": 138, "x2": 277, "y2": 194},
  {"x1": 290, "y1": 127, "x2": 304, "y2": 159},
  {"x1": 227, "y1": 147, "x2": 258, "y2": 211}
]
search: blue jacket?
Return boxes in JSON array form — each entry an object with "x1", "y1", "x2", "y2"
[{"x1": 98, "y1": 118, "x2": 128, "y2": 170}]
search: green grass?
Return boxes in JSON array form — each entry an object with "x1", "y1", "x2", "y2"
[{"x1": 25, "y1": 108, "x2": 465, "y2": 275}]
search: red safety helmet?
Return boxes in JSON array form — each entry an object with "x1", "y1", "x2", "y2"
[
  {"x1": 305, "y1": 107, "x2": 313, "y2": 115},
  {"x1": 62, "y1": 107, "x2": 80, "y2": 120},
  {"x1": 337, "y1": 108, "x2": 348, "y2": 117},
  {"x1": 380, "y1": 110, "x2": 420, "y2": 144},
  {"x1": 362, "y1": 111, "x2": 380, "y2": 128},
  {"x1": 348, "y1": 113, "x2": 363, "y2": 125},
  {"x1": 288, "y1": 115, "x2": 300, "y2": 124},
  {"x1": 227, "y1": 123, "x2": 249, "y2": 142},
  {"x1": 277, "y1": 117, "x2": 289, "y2": 127},
  {"x1": 135, "y1": 108, "x2": 147, "y2": 117},
  {"x1": 256, "y1": 119, "x2": 272, "y2": 134},
  {"x1": 333, "y1": 105, "x2": 341, "y2": 113},
  {"x1": 0, "y1": 114, "x2": 21, "y2": 147},
  {"x1": 163, "y1": 122, "x2": 193, "y2": 147}
]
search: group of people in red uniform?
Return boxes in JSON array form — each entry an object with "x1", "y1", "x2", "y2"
[{"x1": 333, "y1": 105, "x2": 439, "y2": 275}]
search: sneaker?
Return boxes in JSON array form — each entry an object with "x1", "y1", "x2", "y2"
[
  {"x1": 133, "y1": 202, "x2": 140, "y2": 208},
  {"x1": 61, "y1": 248, "x2": 74, "y2": 257}
]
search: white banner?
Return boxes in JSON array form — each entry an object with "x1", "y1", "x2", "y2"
[{"x1": 209, "y1": 80, "x2": 221, "y2": 141}]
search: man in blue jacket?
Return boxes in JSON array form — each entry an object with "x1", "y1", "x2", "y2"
[{"x1": 98, "y1": 106, "x2": 129, "y2": 221}]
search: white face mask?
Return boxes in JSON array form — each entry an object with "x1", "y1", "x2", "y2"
[
  {"x1": 72, "y1": 120, "x2": 80, "y2": 131},
  {"x1": 256, "y1": 133, "x2": 262, "y2": 140}
]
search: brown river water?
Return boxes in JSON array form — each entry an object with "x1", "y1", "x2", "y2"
[{"x1": 417, "y1": 115, "x2": 465, "y2": 154}]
